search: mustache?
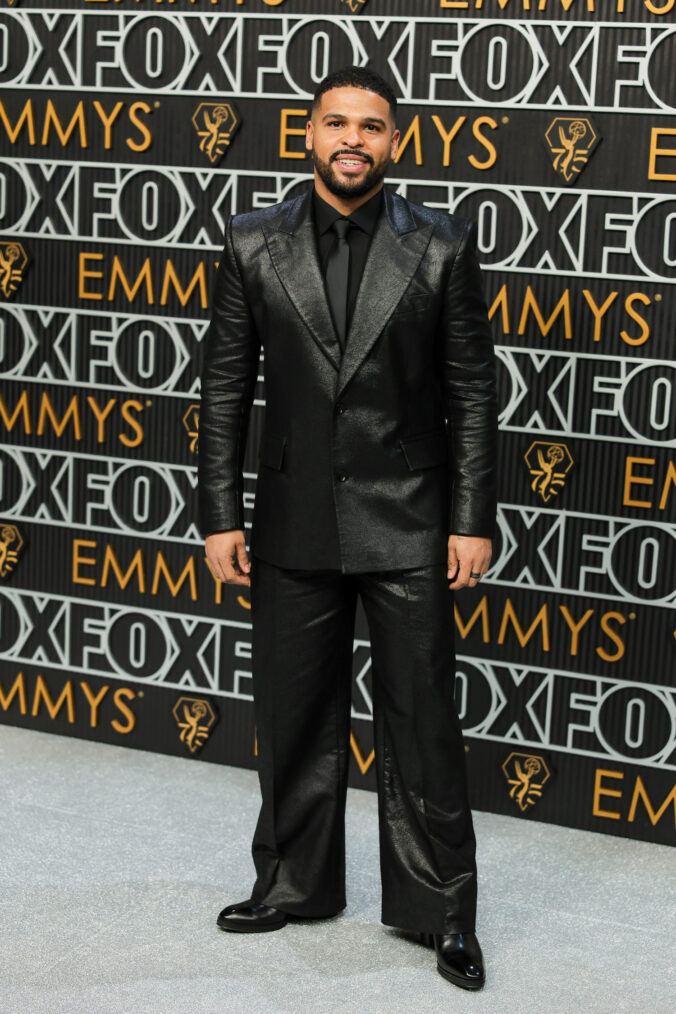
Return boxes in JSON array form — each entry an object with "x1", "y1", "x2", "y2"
[{"x1": 330, "y1": 149, "x2": 374, "y2": 166}]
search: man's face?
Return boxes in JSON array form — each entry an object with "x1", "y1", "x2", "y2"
[{"x1": 306, "y1": 86, "x2": 400, "y2": 199}]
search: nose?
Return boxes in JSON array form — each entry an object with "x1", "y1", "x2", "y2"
[{"x1": 341, "y1": 125, "x2": 364, "y2": 147}]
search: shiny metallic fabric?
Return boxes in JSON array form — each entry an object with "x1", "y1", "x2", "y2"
[
  {"x1": 248, "y1": 555, "x2": 478, "y2": 936},
  {"x1": 197, "y1": 185, "x2": 498, "y2": 572}
]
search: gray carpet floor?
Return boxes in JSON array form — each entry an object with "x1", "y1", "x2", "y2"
[{"x1": 1, "y1": 725, "x2": 674, "y2": 1014}]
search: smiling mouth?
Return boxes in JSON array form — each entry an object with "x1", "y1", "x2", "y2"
[{"x1": 332, "y1": 153, "x2": 370, "y2": 168}]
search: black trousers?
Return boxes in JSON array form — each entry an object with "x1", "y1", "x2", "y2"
[{"x1": 248, "y1": 553, "x2": 477, "y2": 935}]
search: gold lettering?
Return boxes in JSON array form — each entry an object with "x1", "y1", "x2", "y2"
[
  {"x1": 0, "y1": 672, "x2": 27, "y2": 713},
  {"x1": 469, "y1": 116, "x2": 498, "y2": 169},
  {"x1": 488, "y1": 283, "x2": 510, "y2": 334},
  {"x1": 101, "y1": 545, "x2": 147, "y2": 593},
  {"x1": 559, "y1": 605, "x2": 594, "y2": 656},
  {"x1": 37, "y1": 393, "x2": 82, "y2": 439},
  {"x1": 112, "y1": 688, "x2": 136, "y2": 734},
  {"x1": 279, "y1": 108, "x2": 308, "y2": 160},
  {"x1": 80, "y1": 681, "x2": 109, "y2": 727},
  {"x1": 87, "y1": 396, "x2": 117, "y2": 443},
  {"x1": 108, "y1": 256, "x2": 155, "y2": 304},
  {"x1": 119, "y1": 400, "x2": 145, "y2": 448},
  {"x1": 41, "y1": 100, "x2": 87, "y2": 148},
  {"x1": 394, "y1": 115, "x2": 423, "y2": 166},
  {"x1": 431, "y1": 115, "x2": 466, "y2": 167},
  {"x1": 628, "y1": 776, "x2": 676, "y2": 826},
  {"x1": 592, "y1": 768, "x2": 623, "y2": 820},
  {"x1": 644, "y1": 0, "x2": 674, "y2": 12},
  {"x1": 127, "y1": 101, "x2": 152, "y2": 152},
  {"x1": 160, "y1": 260, "x2": 208, "y2": 309},
  {"x1": 79, "y1": 252, "x2": 105, "y2": 301},
  {"x1": 621, "y1": 293, "x2": 651, "y2": 346},
  {"x1": 0, "y1": 390, "x2": 31, "y2": 434},
  {"x1": 0, "y1": 98, "x2": 36, "y2": 144},
  {"x1": 72, "y1": 539, "x2": 98, "y2": 586},
  {"x1": 92, "y1": 100, "x2": 124, "y2": 149},
  {"x1": 151, "y1": 552, "x2": 198, "y2": 600},
  {"x1": 658, "y1": 461, "x2": 676, "y2": 511},
  {"x1": 454, "y1": 596, "x2": 490, "y2": 642},
  {"x1": 648, "y1": 127, "x2": 676, "y2": 181},
  {"x1": 498, "y1": 599, "x2": 550, "y2": 651},
  {"x1": 623, "y1": 456, "x2": 655, "y2": 509},
  {"x1": 581, "y1": 289, "x2": 618, "y2": 343},
  {"x1": 518, "y1": 287, "x2": 572, "y2": 340},
  {"x1": 596, "y1": 612, "x2": 626, "y2": 663},
  {"x1": 31, "y1": 675, "x2": 75, "y2": 723}
]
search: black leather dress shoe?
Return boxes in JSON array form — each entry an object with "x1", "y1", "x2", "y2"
[
  {"x1": 217, "y1": 898, "x2": 287, "y2": 933},
  {"x1": 419, "y1": 930, "x2": 485, "y2": 990}
]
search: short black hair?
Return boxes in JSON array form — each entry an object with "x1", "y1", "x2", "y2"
[{"x1": 312, "y1": 66, "x2": 397, "y2": 125}]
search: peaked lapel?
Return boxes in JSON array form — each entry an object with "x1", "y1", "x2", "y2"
[
  {"x1": 262, "y1": 188, "x2": 342, "y2": 371},
  {"x1": 261, "y1": 185, "x2": 433, "y2": 391},
  {"x1": 336, "y1": 187, "x2": 433, "y2": 399}
]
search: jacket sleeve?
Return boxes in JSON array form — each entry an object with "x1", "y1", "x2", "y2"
[
  {"x1": 439, "y1": 218, "x2": 498, "y2": 539},
  {"x1": 197, "y1": 215, "x2": 261, "y2": 537}
]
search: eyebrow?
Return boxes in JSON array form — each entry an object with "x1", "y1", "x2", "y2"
[{"x1": 321, "y1": 113, "x2": 387, "y2": 128}]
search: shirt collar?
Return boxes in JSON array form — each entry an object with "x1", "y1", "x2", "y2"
[{"x1": 312, "y1": 185, "x2": 384, "y2": 237}]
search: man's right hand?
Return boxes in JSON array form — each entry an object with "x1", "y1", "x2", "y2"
[{"x1": 205, "y1": 529, "x2": 251, "y2": 586}]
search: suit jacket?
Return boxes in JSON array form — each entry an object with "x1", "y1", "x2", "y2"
[{"x1": 197, "y1": 184, "x2": 498, "y2": 573}]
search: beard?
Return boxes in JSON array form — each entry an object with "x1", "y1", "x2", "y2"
[{"x1": 311, "y1": 145, "x2": 389, "y2": 198}]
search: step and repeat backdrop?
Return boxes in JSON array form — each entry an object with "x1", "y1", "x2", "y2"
[{"x1": 1, "y1": 0, "x2": 674, "y2": 846}]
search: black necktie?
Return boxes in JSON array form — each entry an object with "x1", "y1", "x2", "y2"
[{"x1": 325, "y1": 218, "x2": 351, "y2": 351}]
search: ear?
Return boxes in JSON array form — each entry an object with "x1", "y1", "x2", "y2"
[
  {"x1": 390, "y1": 128, "x2": 401, "y2": 161},
  {"x1": 305, "y1": 119, "x2": 314, "y2": 152}
]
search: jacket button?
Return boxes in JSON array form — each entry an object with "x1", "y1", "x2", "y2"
[{"x1": 336, "y1": 471, "x2": 348, "y2": 482}]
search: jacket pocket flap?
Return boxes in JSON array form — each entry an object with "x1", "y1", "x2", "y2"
[
  {"x1": 399, "y1": 429, "x2": 448, "y2": 470},
  {"x1": 258, "y1": 431, "x2": 286, "y2": 470}
]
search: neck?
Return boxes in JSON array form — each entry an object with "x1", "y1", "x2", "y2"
[{"x1": 313, "y1": 174, "x2": 383, "y2": 216}]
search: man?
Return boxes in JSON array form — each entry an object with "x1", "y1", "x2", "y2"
[{"x1": 197, "y1": 66, "x2": 497, "y2": 992}]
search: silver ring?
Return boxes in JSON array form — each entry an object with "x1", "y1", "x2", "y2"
[{"x1": 470, "y1": 571, "x2": 481, "y2": 579}]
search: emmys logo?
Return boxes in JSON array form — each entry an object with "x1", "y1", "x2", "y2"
[
  {"x1": 172, "y1": 696, "x2": 218, "y2": 754},
  {"x1": 338, "y1": 0, "x2": 370, "y2": 11},
  {"x1": 502, "y1": 752, "x2": 551, "y2": 812},
  {"x1": 192, "y1": 103, "x2": 241, "y2": 165},
  {"x1": 0, "y1": 241, "x2": 29, "y2": 300},
  {"x1": 524, "y1": 441, "x2": 574, "y2": 503},
  {"x1": 183, "y1": 404, "x2": 199, "y2": 454},
  {"x1": 0, "y1": 524, "x2": 24, "y2": 578},
  {"x1": 544, "y1": 117, "x2": 600, "y2": 185}
]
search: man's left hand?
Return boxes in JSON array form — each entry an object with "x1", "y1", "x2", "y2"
[{"x1": 447, "y1": 535, "x2": 492, "y2": 590}]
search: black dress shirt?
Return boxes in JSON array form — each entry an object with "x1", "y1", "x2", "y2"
[{"x1": 312, "y1": 186, "x2": 384, "y2": 333}]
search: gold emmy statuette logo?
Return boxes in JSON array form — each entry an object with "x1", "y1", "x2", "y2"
[
  {"x1": 172, "y1": 696, "x2": 218, "y2": 754},
  {"x1": 192, "y1": 103, "x2": 240, "y2": 165},
  {"x1": 0, "y1": 523, "x2": 24, "y2": 579},
  {"x1": 502, "y1": 752, "x2": 551, "y2": 812},
  {"x1": 544, "y1": 117, "x2": 600, "y2": 185},
  {"x1": 524, "y1": 441, "x2": 573, "y2": 504},
  {"x1": 183, "y1": 404, "x2": 199, "y2": 454},
  {"x1": 0, "y1": 241, "x2": 29, "y2": 300},
  {"x1": 338, "y1": 0, "x2": 370, "y2": 11}
]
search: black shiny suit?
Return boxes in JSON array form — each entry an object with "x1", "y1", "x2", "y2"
[{"x1": 198, "y1": 184, "x2": 498, "y2": 935}]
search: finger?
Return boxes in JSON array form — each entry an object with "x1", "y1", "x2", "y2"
[
  {"x1": 222, "y1": 546, "x2": 249, "y2": 586},
  {"x1": 222, "y1": 559, "x2": 249, "y2": 585},
  {"x1": 449, "y1": 556, "x2": 471, "y2": 590},
  {"x1": 447, "y1": 546, "x2": 459, "y2": 579},
  {"x1": 235, "y1": 541, "x2": 251, "y2": 575},
  {"x1": 205, "y1": 552, "x2": 227, "y2": 584}
]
